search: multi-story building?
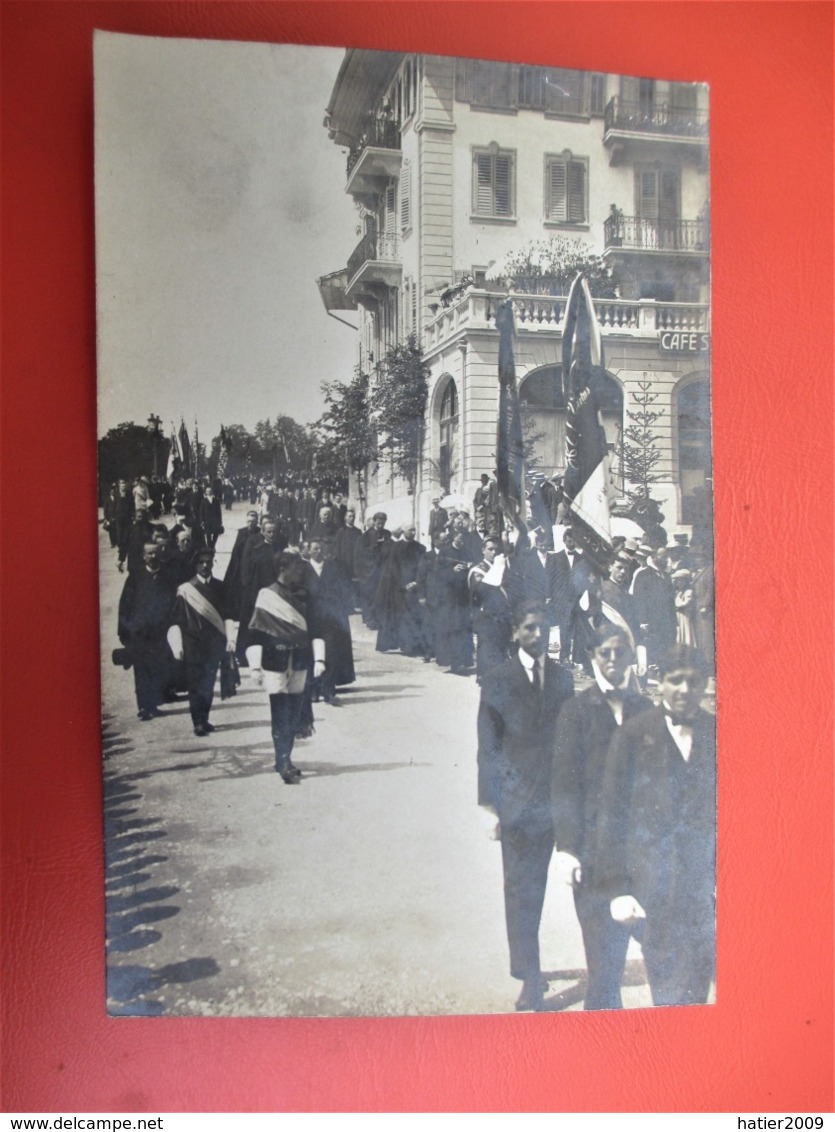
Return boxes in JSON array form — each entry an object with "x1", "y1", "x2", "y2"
[{"x1": 318, "y1": 50, "x2": 711, "y2": 537}]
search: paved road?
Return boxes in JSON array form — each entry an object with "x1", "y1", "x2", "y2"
[{"x1": 101, "y1": 503, "x2": 654, "y2": 1016}]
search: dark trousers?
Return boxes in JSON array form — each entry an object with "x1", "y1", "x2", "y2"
[
  {"x1": 573, "y1": 883, "x2": 630, "y2": 1010},
  {"x1": 639, "y1": 907, "x2": 715, "y2": 1006},
  {"x1": 269, "y1": 692, "x2": 304, "y2": 769},
  {"x1": 185, "y1": 657, "x2": 220, "y2": 728},
  {"x1": 500, "y1": 822, "x2": 554, "y2": 980}
]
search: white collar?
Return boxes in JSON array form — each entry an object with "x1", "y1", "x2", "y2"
[
  {"x1": 592, "y1": 663, "x2": 630, "y2": 697},
  {"x1": 517, "y1": 648, "x2": 544, "y2": 673}
]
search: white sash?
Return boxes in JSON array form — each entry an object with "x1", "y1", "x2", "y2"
[
  {"x1": 600, "y1": 599, "x2": 636, "y2": 651},
  {"x1": 254, "y1": 586, "x2": 308, "y2": 635},
  {"x1": 178, "y1": 581, "x2": 226, "y2": 637}
]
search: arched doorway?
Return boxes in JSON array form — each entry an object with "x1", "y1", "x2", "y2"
[
  {"x1": 519, "y1": 365, "x2": 623, "y2": 485},
  {"x1": 438, "y1": 378, "x2": 459, "y2": 494},
  {"x1": 676, "y1": 377, "x2": 712, "y2": 523}
]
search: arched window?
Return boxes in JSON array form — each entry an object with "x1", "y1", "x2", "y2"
[
  {"x1": 438, "y1": 379, "x2": 459, "y2": 494},
  {"x1": 519, "y1": 365, "x2": 623, "y2": 484},
  {"x1": 677, "y1": 378, "x2": 712, "y2": 523}
]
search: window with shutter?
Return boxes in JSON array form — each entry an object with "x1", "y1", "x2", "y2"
[
  {"x1": 590, "y1": 73, "x2": 607, "y2": 116},
  {"x1": 472, "y1": 146, "x2": 516, "y2": 218},
  {"x1": 400, "y1": 163, "x2": 411, "y2": 234},
  {"x1": 635, "y1": 165, "x2": 680, "y2": 248},
  {"x1": 545, "y1": 154, "x2": 587, "y2": 223}
]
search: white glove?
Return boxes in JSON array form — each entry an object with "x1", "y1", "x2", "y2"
[
  {"x1": 313, "y1": 659, "x2": 326, "y2": 677},
  {"x1": 555, "y1": 851, "x2": 582, "y2": 885},
  {"x1": 610, "y1": 895, "x2": 646, "y2": 924},
  {"x1": 250, "y1": 667, "x2": 264, "y2": 687}
]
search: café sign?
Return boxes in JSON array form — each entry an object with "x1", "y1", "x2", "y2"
[{"x1": 660, "y1": 331, "x2": 710, "y2": 353}]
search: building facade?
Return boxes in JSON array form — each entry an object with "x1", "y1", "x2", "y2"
[{"x1": 319, "y1": 51, "x2": 711, "y2": 538}]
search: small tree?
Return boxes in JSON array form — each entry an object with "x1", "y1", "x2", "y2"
[
  {"x1": 616, "y1": 376, "x2": 667, "y2": 534},
  {"x1": 316, "y1": 369, "x2": 378, "y2": 511},
  {"x1": 374, "y1": 335, "x2": 429, "y2": 498}
]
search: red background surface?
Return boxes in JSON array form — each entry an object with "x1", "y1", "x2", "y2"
[{"x1": 2, "y1": 1, "x2": 833, "y2": 1113}]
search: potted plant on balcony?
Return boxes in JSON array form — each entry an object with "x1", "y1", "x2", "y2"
[{"x1": 485, "y1": 235, "x2": 619, "y2": 297}]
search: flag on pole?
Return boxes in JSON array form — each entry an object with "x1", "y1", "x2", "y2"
[
  {"x1": 494, "y1": 299, "x2": 526, "y2": 539},
  {"x1": 193, "y1": 418, "x2": 200, "y2": 478},
  {"x1": 217, "y1": 425, "x2": 233, "y2": 478},
  {"x1": 178, "y1": 419, "x2": 192, "y2": 478},
  {"x1": 561, "y1": 273, "x2": 613, "y2": 571},
  {"x1": 166, "y1": 422, "x2": 182, "y2": 482}
]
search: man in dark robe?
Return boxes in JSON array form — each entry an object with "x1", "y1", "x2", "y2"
[
  {"x1": 357, "y1": 512, "x2": 391, "y2": 628},
  {"x1": 305, "y1": 539, "x2": 356, "y2": 702},
  {"x1": 436, "y1": 531, "x2": 474, "y2": 674},
  {"x1": 332, "y1": 508, "x2": 362, "y2": 587},
  {"x1": 222, "y1": 510, "x2": 260, "y2": 622},
  {"x1": 124, "y1": 506, "x2": 155, "y2": 575},
  {"x1": 629, "y1": 542, "x2": 677, "y2": 671},
  {"x1": 167, "y1": 548, "x2": 234, "y2": 736},
  {"x1": 118, "y1": 542, "x2": 177, "y2": 720},
  {"x1": 395, "y1": 525, "x2": 427, "y2": 656},
  {"x1": 416, "y1": 529, "x2": 447, "y2": 663},
  {"x1": 237, "y1": 520, "x2": 286, "y2": 662}
]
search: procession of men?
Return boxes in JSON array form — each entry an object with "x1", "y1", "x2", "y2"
[{"x1": 106, "y1": 461, "x2": 715, "y2": 1014}]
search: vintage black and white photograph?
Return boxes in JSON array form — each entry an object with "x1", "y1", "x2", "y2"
[{"x1": 95, "y1": 34, "x2": 715, "y2": 1017}]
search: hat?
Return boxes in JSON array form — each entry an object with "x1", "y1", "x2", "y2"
[
  {"x1": 637, "y1": 542, "x2": 653, "y2": 556},
  {"x1": 623, "y1": 538, "x2": 639, "y2": 554},
  {"x1": 672, "y1": 568, "x2": 692, "y2": 580}
]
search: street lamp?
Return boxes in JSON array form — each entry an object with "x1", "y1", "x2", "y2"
[{"x1": 147, "y1": 413, "x2": 162, "y2": 477}]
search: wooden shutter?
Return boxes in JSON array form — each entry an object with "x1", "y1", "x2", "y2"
[
  {"x1": 400, "y1": 163, "x2": 411, "y2": 232},
  {"x1": 568, "y1": 161, "x2": 586, "y2": 222},
  {"x1": 547, "y1": 159, "x2": 567, "y2": 221},
  {"x1": 659, "y1": 170, "x2": 679, "y2": 221},
  {"x1": 494, "y1": 152, "x2": 513, "y2": 215},
  {"x1": 636, "y1": 168, "x2": 659, "y2": 220},
  {"x1": 474, "y1": 152, "x2": 494, "y2": 213},
  {"x1": 384, "y1": 184, "x2": 396, "y2": 245}
]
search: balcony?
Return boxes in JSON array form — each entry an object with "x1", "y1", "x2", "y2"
[
  {"x1": 603, "y1": 214, "x2": 709, "y2": 256},
  {"x1": 603, "y1": 96, "x2": 708, "y2": 164},
  {"x1": 422, "y1": 288, "x2": 709, "y2": 353},
  {"x1": 345, "y1": 116, "x2": 401, "y2": 203},
  {"x1": 345, "y1": 230, "x2": 401, "y2": 303}
]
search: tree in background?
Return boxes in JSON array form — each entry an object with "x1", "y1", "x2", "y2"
[
  {"x1": 374, "y1": 335, "x2": 429, "y2": 499},
  {"x1": 616, "y1": 376, "x2": 667, "y2": 540},
  {"x1": 97, "y1": 421, "x2": 170, "y2": 503},
  {"x1": 316, "y1": 368, "x2": 377, "y2": 509}
]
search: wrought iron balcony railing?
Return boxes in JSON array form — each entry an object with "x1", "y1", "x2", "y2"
[
  {"x1": 604, "y1": 96, "x2": 709, "y2": 138},
  {"x1": 346, "y1": 116, "x2": 401, "y2": 177},
  {"x1": 346, "y1": 231, "x2": 400, "y2": 283},
  {"x1": 604, "y1": 214, "x2": 709, "y2": 252}
]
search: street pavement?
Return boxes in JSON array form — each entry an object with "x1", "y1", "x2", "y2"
[{"x1": 101, "y1": 502, "x2": 656, "y2": 1017}]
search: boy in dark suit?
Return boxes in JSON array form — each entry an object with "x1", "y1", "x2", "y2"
[
  {"x1": 592, "y1": 643, "x2": 716, "y2": 1006},
  {"x1": 477, "y1": 601, "x2": 575, "y2": 1011}
]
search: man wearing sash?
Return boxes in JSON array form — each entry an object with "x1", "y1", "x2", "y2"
[
  {"x1": 167, "y1": 549, "x2": 236, "y2": 737},
  {"x1": 246, "y1": 551, "x2": 325, "y2": 784}
]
